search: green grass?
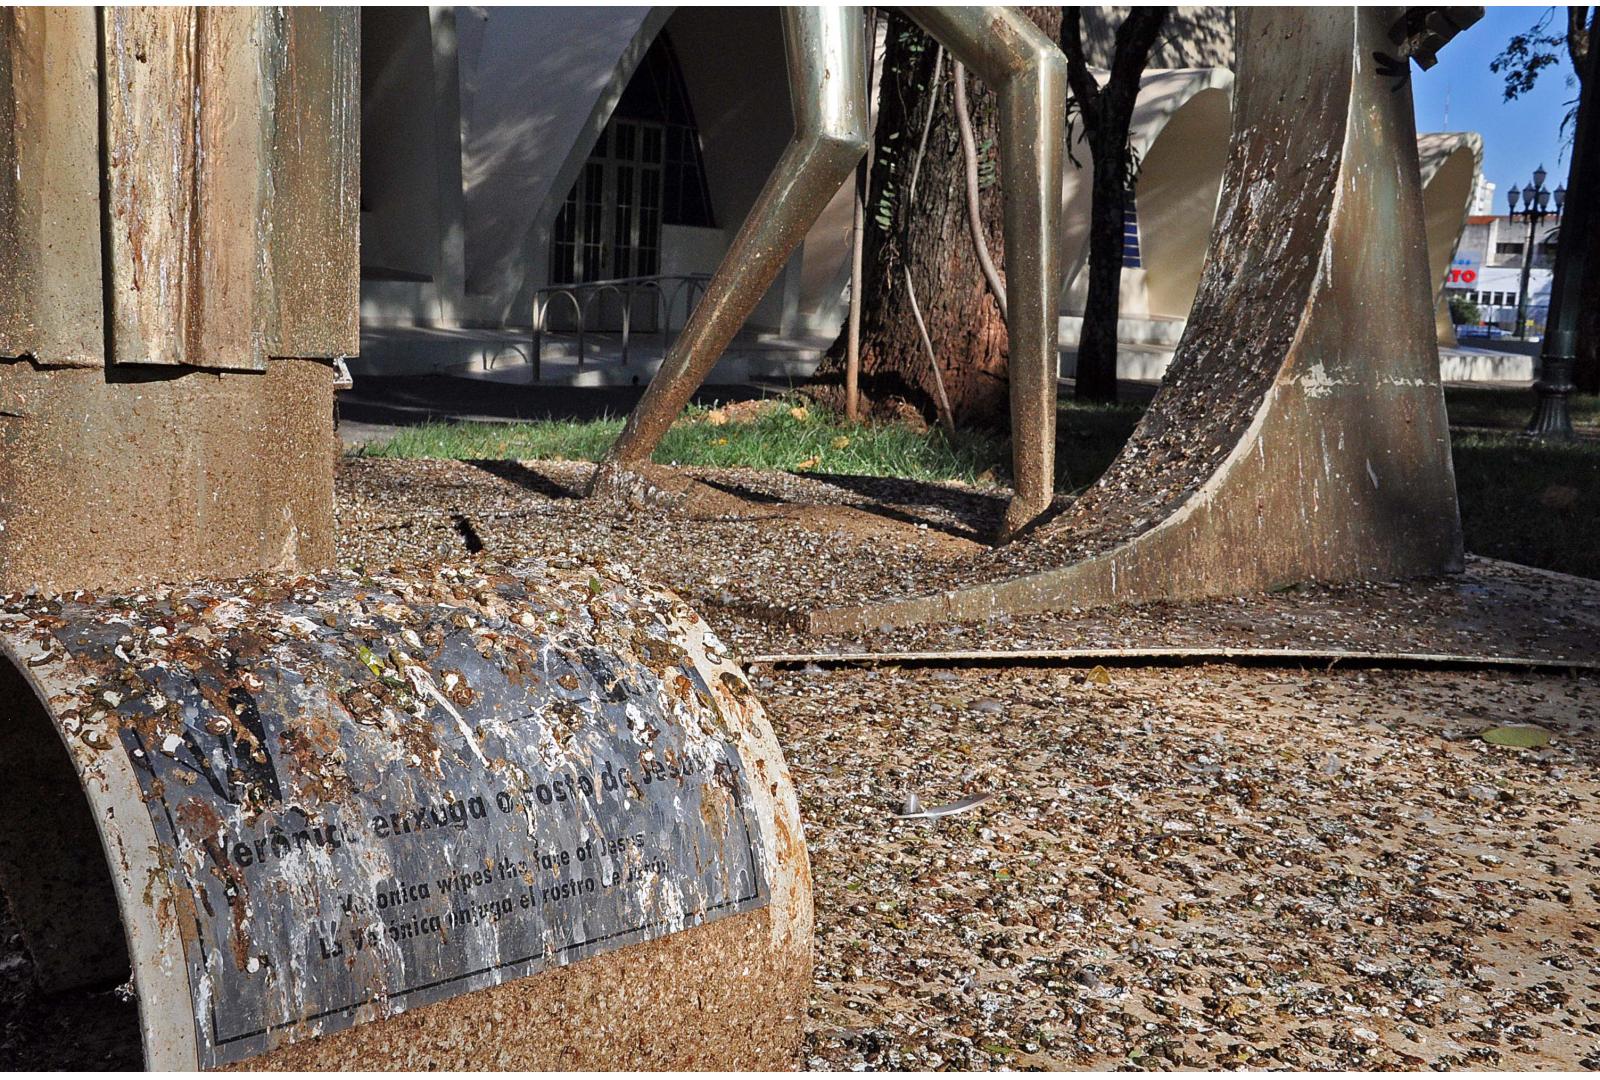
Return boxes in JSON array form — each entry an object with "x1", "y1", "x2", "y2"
[
  {"x1": 1449, "y1": 429, "x2": 1600, "y2": 579},
  {"x1": 361, "y1": 416, "x2": 629, "y2": 463},
  {"x1": 356, "y1": 386, "x2": 1600, "y2": 579},
  {"x1": 358, "y1": 400, "x2": 1007, "y2": 485},
  {"x1": 1437, "y1": 386, "x2": 1600, "y2": 578},
  {"x1": 1052, "y1": 398, "x2": 1144, "y2": 494},
  {"x1": 1443, "y1": 386, "x2": 1600, "y2": 431}
]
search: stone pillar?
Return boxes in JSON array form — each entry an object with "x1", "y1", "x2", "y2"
[{"x1": 0, "y1": 7, "x2": 359, "y2": 594}]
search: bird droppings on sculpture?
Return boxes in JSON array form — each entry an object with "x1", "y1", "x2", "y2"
[
  {"x1": 0, "y1": 6, "x2": 810, "y2": 1069},
  {"x1": 805, "y1": 6, "x2": 1478, "y2": 634}
]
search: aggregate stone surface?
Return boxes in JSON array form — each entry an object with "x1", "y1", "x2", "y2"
[
  {"x1": 339, "y1": 458, "x2": 1600, "y2": 1070},
  {"x1": 770, "y1": 662, "x2": 1599, "y2": 1070},
  {"x1": 3, "y1": 456, "x2": 1597, "y2": 1069}
]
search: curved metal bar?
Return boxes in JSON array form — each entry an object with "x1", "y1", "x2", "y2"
[
  {"x1": 590, "y1": 283, "x2": 631, "y2": 369},
  {"x1": 530, "y1": 292, "x2": 545, "y2": 383},
  {"x1": 906, "y1": 7, "x2": 1068, "y2": 536},
  {"x1": 627, "y1": 279, "x2": 668, "y2": 361},
  {"x1": 533, "y1": 288, "x2": 586, "y2": 377},
  {"x1": 597, "y1": 6, "x2": 869, "y2": 473}
]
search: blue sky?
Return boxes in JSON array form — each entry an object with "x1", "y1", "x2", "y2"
[{"x1": 1410, "y1": 5, "x2": 1586, "y2": 206}]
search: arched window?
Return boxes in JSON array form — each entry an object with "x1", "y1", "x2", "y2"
[{"x1": 551, "y1": 31, "x2": 714, "y2": 284}]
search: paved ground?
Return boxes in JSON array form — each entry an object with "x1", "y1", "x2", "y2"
[{"x1": 3, "y1": 456, "x2": 1596, "y2": 1069}]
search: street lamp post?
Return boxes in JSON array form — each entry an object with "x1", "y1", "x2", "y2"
[
  {"x1": 1505, "y1": 165, "x2": 1560, "y2": 342},
  {"x1": 1520, "y1": 15, "x2": 1599, "y2": 440}
]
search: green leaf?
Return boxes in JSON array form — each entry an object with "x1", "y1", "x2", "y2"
[
  {"x1": 1481, "y1": 724, "x2": 1551, "y2": 748},
  {"x1": 356, "y1": 645, "x2": 386, "y2": 679}
]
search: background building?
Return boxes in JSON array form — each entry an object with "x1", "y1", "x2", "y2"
[
  {"x1": 1447, "y1": 212, "x2": 1557, "y2": 335},
  {"x1": 354, "y1": 7, "x2": 1478, "y2": 380}
]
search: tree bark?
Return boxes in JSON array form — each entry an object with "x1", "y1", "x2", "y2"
[
  {"x1": 813, "y1": 9, "x2": 1062, "y2": 428},
  {"x1": 1060, "y1": 7, "x2": 1169, "y2": 403},
  {"x1": 1572, "y1": 7, "x2": 1599, "y2": 394}
]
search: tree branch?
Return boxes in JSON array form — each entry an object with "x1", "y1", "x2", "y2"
[
  {"x1": 1058, "y1": 8, "x2": 1102, "y2": 134},
  {"x1": 1107, "y1": 7, "x2": 1170, "y2": 113},
  {"x1": 1571, "y1": 5, "x2": 1594, "y2": 83}
]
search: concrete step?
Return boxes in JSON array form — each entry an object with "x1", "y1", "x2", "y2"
[
  {"x1": 1438, "y1": 348, "x2": 1534, "y2": 383},
  {"x1": 1059, "y1": 342, "x2": 1176, "y2": 382},
  {"x1": 1059, "y1": 313, "x2": 1188, "y2": 348},
  {"x1": 354, "y1": 325, "x2": 830, "y2": 386}
]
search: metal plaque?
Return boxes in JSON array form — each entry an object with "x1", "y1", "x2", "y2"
[{"x1": 2, "y1": 563, "x2": 768, "y2": 1066}]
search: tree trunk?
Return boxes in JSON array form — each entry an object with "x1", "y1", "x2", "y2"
[
  {"x1": 1577, "y1": 244, "x2": 1599, "y2": 396},
  {"x1": 812, "y1": 8, "x2": 1062, "y2": 428},
  {"x1": 1574, "y1": 8, "x2": 1599, "y2": 395},
  {"x1": 1061, "y1": 7, "x2": 1169, "y2": 403},
  {"x1": 1075, "y1": 131, "x2": 1129, "y2": 402}
]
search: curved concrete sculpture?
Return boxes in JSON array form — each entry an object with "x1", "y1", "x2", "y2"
[
  {"x1": 0, "y1": 562, "x2": 810, "y2": 1069},
  {"x1": 1416, "y1": 131, "x2": 1483, "y2": 348},
  {"x1": 810, "y1": 5, "x2": 1464, "y2": 635}
]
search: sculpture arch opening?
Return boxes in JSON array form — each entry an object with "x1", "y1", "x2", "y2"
[
  {"x1": 1133, "y1": 84, "x2": 1232, "y2": 319},
  {"x1": 1059, "y1": 67, "x2": 1234, "y2": 359},
  {"x1": 0, "y1": 646, "x2": 144, "y2": 1064}
]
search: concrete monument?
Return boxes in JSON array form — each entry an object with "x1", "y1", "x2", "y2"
[{"x1": 0, "y1": 7, "x2": 809, "y2": 1068}]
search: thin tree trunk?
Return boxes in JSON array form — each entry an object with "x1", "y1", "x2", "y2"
[
  {"x1": 1076, "y1": 138, "x2": 1128, "y2": 401},
  {"x1": 846, "y1": 169, "x2": 866, "y2": 419},
  {"x1": 1059, "y1": 7, "x2": 1169, "y2": 403},
  {"x1": 845, "y1": 9, "x2": 882, "y2": 420}
]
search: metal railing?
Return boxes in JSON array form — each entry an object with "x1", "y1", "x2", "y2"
[{"x1": 530, "y1": 273, "x2": 711, "y2": 381}]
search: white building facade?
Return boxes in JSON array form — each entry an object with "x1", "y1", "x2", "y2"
[
  {"x1": 355, "y1": 7, "x2": 1479, "y2": 377},
  {"x1": 1447, "y1": 213, "x2": 1558, "y2": 337}
]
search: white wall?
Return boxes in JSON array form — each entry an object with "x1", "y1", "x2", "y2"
[
  {"x1": 1061, "y1": 68, "x2": 1234, "y2": 323},
  {"x1": 455, "y1": 7, "x2": 656, "y2": 305},
  {"x1": 665, "y1": 7, "x2": 798, "y2": 333}
]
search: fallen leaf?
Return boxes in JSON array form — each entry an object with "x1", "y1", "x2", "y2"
[
  {"x1": 789, "y1": 406, "x2": 810, "y2": 422},
  {"x1": 1087, "y1": 664, "x2": 1111, "y2": 685},
  {"x1": 705, "y1": 409, "x2": 729, "y2": 426},
  {"x1": 1481, "y1": 724, "x2": 1551, "y2": 748},
  {"x1": 831, "y1": 435, "x2": 851, "y2": 450},
  {"x1": 795, "y1": 455, "x2": 821, "y2": 470}
]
